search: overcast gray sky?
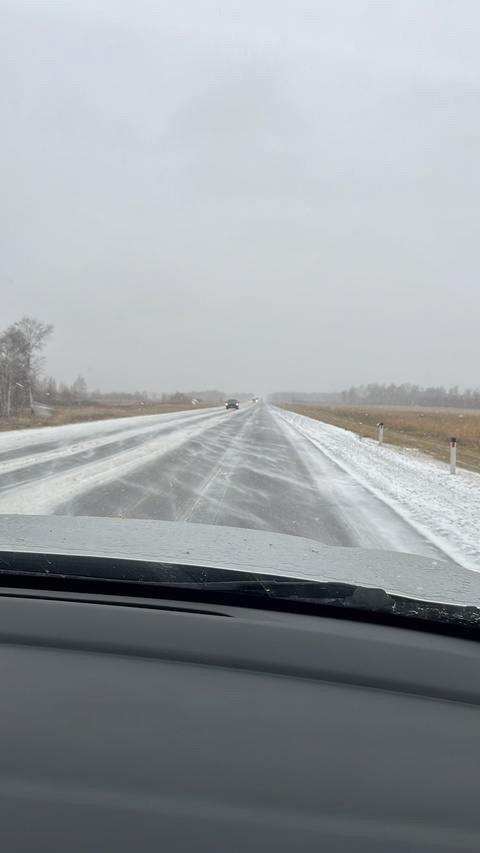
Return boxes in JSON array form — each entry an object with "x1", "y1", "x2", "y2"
[{"x1": 2, "y1": 0, "x2": 480, "y2": 393}]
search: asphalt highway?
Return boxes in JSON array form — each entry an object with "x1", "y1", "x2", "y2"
[{"x1": 0, "y1": 402, "x2": 445, "y2": 559}]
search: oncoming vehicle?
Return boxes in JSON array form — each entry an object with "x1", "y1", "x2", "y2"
[{"x1": 225, "y1": 398, "x2": 239, "y2": 410}]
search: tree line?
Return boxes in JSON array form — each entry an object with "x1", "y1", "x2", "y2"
[
  {"x1": 10, "y1": 317, "x2": 475, "y2": 416},
  {"x1": 340, "y1": 383, "x2": 480, "y2": 409},
  {"x1": 269, "y1": 391, "x2": 341, "y2": 404},
  {"x1": 272, "y1": 384, "x2": 480, "y2": 409},
  {"x1": 35, "y1": 387, "x2": 229, "y2": 405}
]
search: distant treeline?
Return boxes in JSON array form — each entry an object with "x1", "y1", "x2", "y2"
[
  {"x1": 339, "y1": 384, "x2": 480, "y2": 408},
  {"x1": 36, "y1": 376, "x2": 251, "y2": 408},
  {"x1": 271, "y1": 384, "x2": 480, "y2": 409},
  {"x1": 269, "y1": 392, "x2": 342, "y2": 404},
  {"x1": 35, "y1": 383, "x2": 231, "y2": 406}
]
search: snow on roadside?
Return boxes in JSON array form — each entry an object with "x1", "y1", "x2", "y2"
[
  {"x1": 274, "y1": 407, "x2": 480, "y2": 572},
  {"x1": 0, "y1": 408, "x2": 223, "y2": 476},
  {"x1": 0, "y1": 414, "x2": 223, "y2": 515},
  {"x1": 0, "y1": 406, "x2": 222, "y2": 454}
]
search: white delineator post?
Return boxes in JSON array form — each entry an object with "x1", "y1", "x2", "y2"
[
  {"x1": 377, "y1": 422, "x2": 384, "y2": 445},
  {"x1": 450, "y1": 437, "x2": 457, "y2": 474}
]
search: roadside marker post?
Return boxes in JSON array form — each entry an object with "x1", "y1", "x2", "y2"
[
  {"x1": 450, "y1": 437, "x2": 457, "y2": 475},
  {"x1": 377, "y1": 422, "x2": 384, "y2": 445}
]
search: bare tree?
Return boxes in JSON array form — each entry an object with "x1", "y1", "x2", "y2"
[
  {"x1": 46, "y1": 376, "x2": 58, "y2": 403},
  {"x1": 71, "y1": 375, "x2": 88, "y2": 402},
  {"x1": 13, "y1": 317, "x2": 53, "y2": 414},
  {"x1": 58, "y1": 382, "x2": 73, "y2": 404},
  {"x1": 0, "y1": 327, "x2": 27, "y2": 417}
]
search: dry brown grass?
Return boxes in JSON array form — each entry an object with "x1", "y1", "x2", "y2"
[
  {"x1": 281, "y1": 404, "x2": 480, "y2": 474},
  {"x1": 0, "y1": 401, "x2": 214, "y2": 433}
]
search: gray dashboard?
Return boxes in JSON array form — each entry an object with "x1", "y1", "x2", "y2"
[{"x1": 0, "y1": 588, "x2": 479, "y2": 851}]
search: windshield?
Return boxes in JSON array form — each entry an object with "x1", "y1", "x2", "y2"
[{"x1": 1, "y1": 1, "x2": 479, "y2": 612}]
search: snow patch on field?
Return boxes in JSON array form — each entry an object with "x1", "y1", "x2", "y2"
[{"x1": 274, "y1": 408, "x2": 480, "y2": 571}]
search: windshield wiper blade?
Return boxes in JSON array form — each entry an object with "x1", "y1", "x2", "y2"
[
  {"x1": 262, "y1": 578, "x2": 480, "y2": 628},
  {"x1": 0, "y1": 550, "x2": 479, "y2": 633},
  {"x1": 0, "y1": 553, "x2": 394, "y2": 605}
]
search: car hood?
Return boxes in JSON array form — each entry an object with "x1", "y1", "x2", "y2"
[{"x1": 0, "y1": 515, "x2": 477, "y2": 609}]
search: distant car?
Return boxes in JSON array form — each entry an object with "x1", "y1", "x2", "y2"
[
  {"x1": 225, "y1": 399, "x2": 239, "y2": 410},
  {"x1": 252, "y1": 397, "x2": 259, "y2": 403}
]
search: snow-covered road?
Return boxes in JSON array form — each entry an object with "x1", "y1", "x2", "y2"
[{"x1": 0, "y1": 401, "x2": 471, "y2": 567}]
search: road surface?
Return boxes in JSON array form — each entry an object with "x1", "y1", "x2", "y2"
[{"x1": 0, "y1": 402, "x2": 446, "y2": 560}]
